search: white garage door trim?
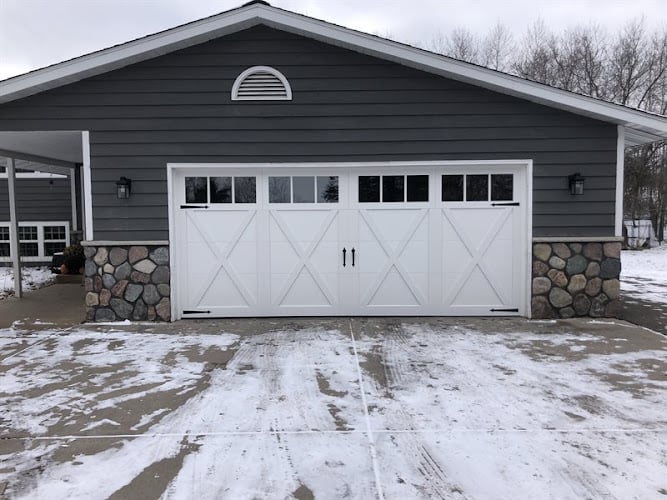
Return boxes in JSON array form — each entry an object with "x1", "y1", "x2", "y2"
[{"x1": 167, "y1": 160, "x2": 533, "y2": 320}]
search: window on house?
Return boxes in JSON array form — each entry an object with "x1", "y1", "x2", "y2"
[
  {"x1": 0, "y1": 222, "x2": 69, "y2": 261},
  {"x1": 268, "y1": 176, "x2": 339, "y2": 204},
  {"x1": 359, "y1": 175, "x2": 429, "y2": 203},
  {"x1": 185, "y1": 176, "x2": 257, "y2": 204},
  {"x1": 441, "y1": 174, "x2": 514, "y2": 202}
]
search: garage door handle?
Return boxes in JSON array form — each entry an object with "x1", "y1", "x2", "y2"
[
  {"x1": 491, "y1": 202, "x2": 519, "y2": 206},
  {"x1": 351, "y1": 248, "x2": 355, "y2": 266},
  {"x1": 342, "y1": 248, "x2": 346, "y2": 267}
]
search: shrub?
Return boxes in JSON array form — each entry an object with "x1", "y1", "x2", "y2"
[{"x1": 62, "y1": 244, "x2": 85, "y2": 274}]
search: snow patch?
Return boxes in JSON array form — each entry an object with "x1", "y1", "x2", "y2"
[{"x1": 0, "y1": 266, "x2": 55, "y2": 300}]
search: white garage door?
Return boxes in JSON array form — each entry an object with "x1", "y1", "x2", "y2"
[{"x1": 170, "y1": 163, "x2": 528, "y2": 319}]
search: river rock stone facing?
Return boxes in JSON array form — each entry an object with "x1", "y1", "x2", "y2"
[
  {"x1": 83, "y1": 244, "x2": 171, "y2": 322},
  {"x1": 532, "y1": 241, "x2": 622, "y2": 319}
]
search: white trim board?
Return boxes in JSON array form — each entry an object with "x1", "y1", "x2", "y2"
[
  {"x1": 615, "y1": 126, "x2": 625, "y2": 237},
  {"x1": 0, "y1": 3, "x2": 665, "y2": 146},
  {"x1": 81, "y1": 131, "x2": 93, "y2": 241}
]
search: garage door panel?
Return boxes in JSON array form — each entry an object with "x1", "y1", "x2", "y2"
[
  {"x1": 442, "y1": 205, "x2": 519, "y2": 311},
  {"x1": 356, "y1": 208, "x2": 430, "y2": 311},
  {"x1": 181, "y1": 209, "x2": 259, "y2": 314},
  {"x1": 268, "y1": 209, "x2": 341, "y2": 312}
]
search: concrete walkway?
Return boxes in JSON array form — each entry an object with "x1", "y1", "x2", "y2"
[{"x1": 0, "y1": 283, "x2": 86, "y2": 329}]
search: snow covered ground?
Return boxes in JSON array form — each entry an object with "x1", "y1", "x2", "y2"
[
  {"x1": 0, "y1": 266, "x2": 55, "y2": 300},
  {"x1": 1, "y1": 320, "x2": 665, "y2": 499},
  {"x1": 621, "y1": 244, "x2": 667, "y2": 305}
]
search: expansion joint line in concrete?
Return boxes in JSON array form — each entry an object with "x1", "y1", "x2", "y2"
[
  {"x1": 348, "y1": 319, "x2": 385, "y2": 500},
  {"x1": 6, "y1": 428, "x2": 666, "y2": 442}
]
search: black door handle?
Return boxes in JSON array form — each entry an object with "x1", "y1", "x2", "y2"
[
  {"x1": 342, "y1": 247, "x2": 346, "y2": 267},
  {"x1": 351, "y1": 248, "x2": 355, "y2": 266}
]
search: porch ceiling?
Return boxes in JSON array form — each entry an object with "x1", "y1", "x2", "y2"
[{"x1": 0, "y1": 131, "x2": 82, "y2": 165}]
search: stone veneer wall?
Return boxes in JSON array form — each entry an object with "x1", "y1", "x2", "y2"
[
  {"x1": 531, "y1": 241, "x2": 621, "y2": 319},
  {"x1": 84, "y1": 245, "x2": 170, "y2": 322}
]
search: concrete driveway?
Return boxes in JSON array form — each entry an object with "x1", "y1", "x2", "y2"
[{"x1": 1, "y1": 317, "x2": 666, "y2": 499}]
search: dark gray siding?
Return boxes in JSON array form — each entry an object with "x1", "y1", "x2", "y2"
[
  {"x1": 0, "y1": 178, "x2": 72, "y2": 222},
  {"x1": 0, "y1": 25, "x2": 618, "y2": 239}
]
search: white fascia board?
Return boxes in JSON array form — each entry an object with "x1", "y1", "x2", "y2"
[{"x1": 1, "y1": 4, "x2": 666, "y2": 142}]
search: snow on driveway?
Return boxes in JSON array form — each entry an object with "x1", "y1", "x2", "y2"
[
  {"x1": 0, "y1": 320, "x2": 666, "y2": 499},
  {"x1": 622, "y1": 245, "x2": 667, "y2": 305}
]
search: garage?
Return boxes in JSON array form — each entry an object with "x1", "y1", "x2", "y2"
[
  {"x1": 3, "y1": 1, "x2": 664, "y2": 322},
  {"x1": 170, "y1": 161, "x2": 529, "y2": 319}
]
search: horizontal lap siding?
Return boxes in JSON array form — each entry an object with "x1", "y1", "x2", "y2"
[
  {"x1": 0, "y1": 178, "x2": 71, "y2": 222},
  {"x1": 0, "y1": 26, "x2": 617, "y2": 239}
]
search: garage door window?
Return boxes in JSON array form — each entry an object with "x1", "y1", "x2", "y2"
[
  {"x1": 442, "y1": 174, "x2": 513, "y2": 202},
  {"x1": 186, "y1": 176, "x2": 256, "y2": 204},
  {"x1": 359, "y1": 175, "x2": 429, "y2": 202},
  {"x1": 185, "y1": 177, "x2": 208, "y2": 203},
  {"x1": 269, "y1": 176, "x2": 339, "y2": 204}
]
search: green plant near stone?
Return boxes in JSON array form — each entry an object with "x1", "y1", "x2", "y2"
[{"x1": 62, "y1": 244, "x2": 85, "y2": 275}]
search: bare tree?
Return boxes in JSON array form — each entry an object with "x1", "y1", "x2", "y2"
[
  {"x1": 429, "y1": 16, "x2": 667, "y2": 244},
  {"x1": 431, "y1": 27, "x2": 480, "y2": 63},
  {"x1": 480, "y1": 22, "x2": 515, "y2": 71}
]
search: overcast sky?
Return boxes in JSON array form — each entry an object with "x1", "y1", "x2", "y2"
[{"x1": 0, "y1": 0, "x2": 665, "y2": 81}]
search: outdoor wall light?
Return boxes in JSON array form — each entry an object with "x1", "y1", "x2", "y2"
[
  {"x1": 116, "y1": 177, "x2": 132, "y2": 199},
  {"x1": 568, "y1": 173, "x2": 585, "y2": 195}
]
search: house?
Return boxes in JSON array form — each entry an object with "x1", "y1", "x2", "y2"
[
  {"x1": 0, "y1": 1, "x2": 665, "y2": 321},
  {"x1": 0, "y1": 158, "x2": 81, "y2": 264}
]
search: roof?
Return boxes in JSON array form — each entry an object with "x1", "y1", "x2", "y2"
[{"x1": 1, "y1": 2, "x2": 666, "y2": 146}]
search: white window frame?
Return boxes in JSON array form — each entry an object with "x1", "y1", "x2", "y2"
[
  {"x1": 231, "y1": 65, "x2": 292, "y2": 101},
  {"x1": 0, "y1": 221, "x2": 70, "y2": 262}
]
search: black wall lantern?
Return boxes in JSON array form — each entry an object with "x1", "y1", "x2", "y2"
[
  {"x1": 568, "y1": 173, "x2": 585, "y2": 195},
  {"x1": 116, "y1": 176, "x2": 132, "y2": 199}
]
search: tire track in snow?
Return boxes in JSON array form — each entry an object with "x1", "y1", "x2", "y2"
[{"x1": 376, "y1": 323, "x2": 468, "y2": 499}]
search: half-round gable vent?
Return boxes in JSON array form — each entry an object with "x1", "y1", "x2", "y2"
[{"x1": 231, "y1": 66, "x2": 292, "y2": 101}]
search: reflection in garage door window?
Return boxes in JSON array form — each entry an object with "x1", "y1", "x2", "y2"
[
  {"x1": 293, "y1": 176, "x2": 315, "y2": 203},
  {"x1": 234, "y1": 177, "x2": 256, "y2": 203},
  {"x1": 466, "y1": 175, "x2": 488, "y2": 201},
  {"x1": 491, "y1": 174, "x2": 513, "y2": 201},
  {"x1": 407, "y1": 175, "x2": 429, "y2": 202},
  {"x1": 317, "y1": 176, "x2": 339, "y2": 203},
  {"x1": 442, "y1": 173, "x2": 514, "y2": 202},
  {"x1": 360, "y1": 175, "x2": 428, "y2": 203},
  {"x1": 359, "y1": 176, "x2": 380, "y2": 202},
  {"x1": 269, "y1": 176, "x2": 339, "y2": 204},
  {"x1": 210, "y1": 177, "x2": 232, "y2": 203},
  {"x1": 185, "y1": 177, "x2": 207, "y2": 203},
  {"x1": 442, "y1": 175, "x2": 464, "y2": 201},
  {"x1": 269, "y1": 177, "x2": 291, "y2": 203},
  {"x1": 382, "y1": 175, "x2": 404, "y2": 202}
]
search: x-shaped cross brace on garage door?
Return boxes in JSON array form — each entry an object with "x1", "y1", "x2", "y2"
[
  {"x1": 271, "y1": 210, "x2": 338, "y2": 307},
  {"x1": 359, "y1": 209, "x2": 428, "y2": 307},
  {"x1": 188, "y1": 210, "x2": 257, "y2": 308},
  {"x1": 441, "y1": 207, "x2": 512, "y2": 306}
]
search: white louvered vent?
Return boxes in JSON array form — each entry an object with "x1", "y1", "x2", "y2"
[{"x1": 231, "y1": 66, "x2": 292, "y2": 101}]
